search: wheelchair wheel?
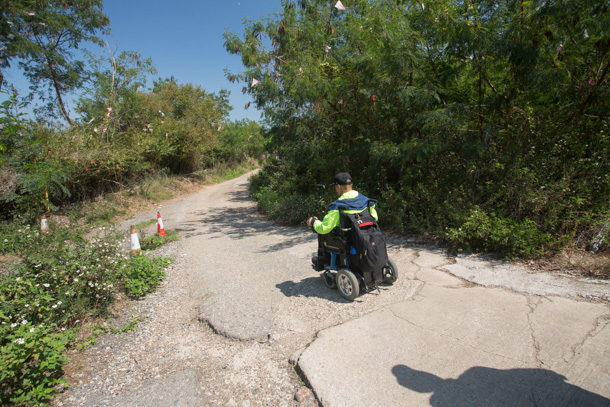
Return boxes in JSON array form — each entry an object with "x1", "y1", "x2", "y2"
[
  {"x1": 336, "y1": 268, "x2": 360, "y2": 301},
  {"x1": 323, "y1": 271, "x2": 336, "y2": 289},
  {"x1": 382, "y1": 257, "x2": 398, "y2": 284}
]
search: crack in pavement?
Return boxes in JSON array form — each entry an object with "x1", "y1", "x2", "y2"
[
  {"x1": 526, "y1": 295, "x2": 545, "y2": 368},
  {"x1": 565, "y1": 312, "x2": 610, "y2": 364}
]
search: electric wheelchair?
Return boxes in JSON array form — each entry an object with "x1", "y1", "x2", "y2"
[{"x1": 315, "y1": 206, "x2": 398, "y2": 301}]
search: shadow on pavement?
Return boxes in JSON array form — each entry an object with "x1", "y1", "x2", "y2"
[
  {"x1": 392, "y1": 364, "x2": 610, "y2": 407},
  {"x1": 227, "y1": 189, "x2": 252, "y2": 203},
  {"x1": 276, "y1": 278, "x2": 348, "y2": 304},
  {"x1": 276, "y1": 277, "x2": 390, "y2": 304}
]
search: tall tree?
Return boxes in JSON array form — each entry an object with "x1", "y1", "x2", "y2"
[
  {"x1": 227, "y1": 0, "x2": 610, "y2": 257},
  {"x1": 0, "y1": 0, "x2": 109, "y2": 124},
  {"x1": 77, "y1": 48, "x2": 156, "y2": 140}
]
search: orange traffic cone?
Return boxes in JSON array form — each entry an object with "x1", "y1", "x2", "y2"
[
  {"x1": 40, "y1": 215, "x2": 51, "y2": 234},
  {"x1": 157, "y1": 212, "x2": 166, "y2": 236},
  {"x1": 130, "y1": 225, "x2": 141, "y2": 255}
]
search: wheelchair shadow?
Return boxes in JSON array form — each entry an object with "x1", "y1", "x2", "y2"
[
  {"x1": 276, "y1": 277, "x2": 366, "y2": 304},
  {"x1": 392, "y1": 364, "x2": 610, "y2": 407}
]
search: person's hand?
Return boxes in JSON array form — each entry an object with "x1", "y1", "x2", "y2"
[{"x1": 306, "y1": 216, "x2": 318, "y2": 227}]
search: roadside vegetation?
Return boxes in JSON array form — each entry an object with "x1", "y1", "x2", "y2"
[
  {"x1": 226, "y1": 0, "x2": 609, "y2": 274},
  {"x1": 0, "y1": 2, "x2": 266, "y2": 405}
]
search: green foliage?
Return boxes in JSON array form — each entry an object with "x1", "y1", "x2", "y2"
[
  {"x1": 0, "y1": 322, "x2": 73, "y2": 406},
  {"x1": 140, "y1": 229, "x2": 179, "y2": 251},
  {"x1": 216, "y1": 119, "x2": 266, "y2": 164},
  {"x1": 1, "y1": 71, "x2": 258, "y2": 220},
  {"x1": 1, "y1": 0, "x2": 110, "y2": 123},
  {"x1": 77, "y1": 49, "x2": 157, "y2": 135},
  {"x1": 0, "y1": 224, "x2": 124, "y2": 326},
  {"x1": 119, "y1": 255, "x2": 171, "y2": 298},
  {"x1": 137, "y1": 172, "x2": 179, "y2": 201},
  {"x1": 249, "y1": 162, "x2": 329, "y2": 225},
  {"x1": 139, "y1": 79, "x2": 230, "y2": 172},
  {"x1": 442, "y1": 208, "x2": 553, "y2": 259},
  {"x1": 0, "y1": 219, "x2": 171, "y2": 405},
  {"x1": 232, "y1": 0, "x2": 610, "y2": 259}
]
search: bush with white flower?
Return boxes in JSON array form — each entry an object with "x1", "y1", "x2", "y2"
[{"x1": 0, "y1": 219, "x2": 173, "y2": 405}]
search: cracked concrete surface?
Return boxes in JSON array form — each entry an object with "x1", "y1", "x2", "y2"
[{"x1": 297, "y1": 249, "x2": 610, "y2": 406}]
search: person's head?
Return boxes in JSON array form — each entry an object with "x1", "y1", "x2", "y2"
[{"x1": 331, "y1": 172, "x2": 353, "y2": 195}]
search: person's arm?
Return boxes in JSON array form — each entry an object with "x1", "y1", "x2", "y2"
[{"x1": 312, "y1": 210, "x2": 340, "y2": 234}]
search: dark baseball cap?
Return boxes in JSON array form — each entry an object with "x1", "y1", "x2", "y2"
[{"x1": 331, "y1": 172, "x2": 353, "y2": 186}]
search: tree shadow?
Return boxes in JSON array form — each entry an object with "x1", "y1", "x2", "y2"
[
  {"x1": 227, "y1": 188, "x2": 252, "y2": 203},
  {"x1": 392, "y1": 364, "x2": 610, "y2": 407},
  {"x1": 174, "y1": 191, "x2": 314, "y2": 252}
]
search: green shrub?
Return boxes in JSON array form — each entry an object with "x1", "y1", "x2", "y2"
[
  {"x1": 0, "y1": 219, "x2": 172, "y2": 405},
  {"x1": 442, "y1": 208, "x2": 554, "y2": 259},
  {"x1": 0, "y1": 224, "x2": 124, "y2": 326},
  {"x1": 119, "y1": 255, "x2": 171, "y2": 298},
  {"x1": 0, "y1": 322, "x2": 73, "y2": 406}
]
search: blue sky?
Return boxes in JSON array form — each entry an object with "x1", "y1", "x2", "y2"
[{"x1": 4, "y1": 0, "x2": 284, "y2": 123}]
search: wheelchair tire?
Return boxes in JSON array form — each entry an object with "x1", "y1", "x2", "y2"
[
  {"x1": 382, "y1": 257, "x2": 398, "y2": 284},
  {"x1": 323, "y1": 271, "x2": 336, "y2": 289},
  {"x1": 336, "y1": 268, "x2": 360, "y2": 301}
]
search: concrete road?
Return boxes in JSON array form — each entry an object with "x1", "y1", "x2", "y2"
[{"x1": 122, "y1": 172, "x2": 610, "y2": 406}]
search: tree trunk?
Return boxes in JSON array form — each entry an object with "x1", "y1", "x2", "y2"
[{"x1": 45, "y1": 55, "x2": 73, "y2": 126}]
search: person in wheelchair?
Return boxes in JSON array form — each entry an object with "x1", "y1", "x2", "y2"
[{"x1": 306, "y1": 172, "x2": 378, "y2": 270}]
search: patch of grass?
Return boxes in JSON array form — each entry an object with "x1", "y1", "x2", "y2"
[
  {"x1": 140, "y1": 229, "x2": 179, "y2": 251},
  {"x1": 78, "y1": 195, "x2": 129, "y2": 227},
  {"x1": 135, "y1": 219, "x2": 157, "y2": 229},
  {"x1": 138, "y1": 174, "x2": 180, "y2": 202}
]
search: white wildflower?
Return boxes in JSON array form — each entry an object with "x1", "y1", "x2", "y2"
[{"x1": 13, "y1": 338, "x2": 25, "y2": 345}]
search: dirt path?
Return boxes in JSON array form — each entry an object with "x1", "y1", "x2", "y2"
[{"x1": 54, "y1": 173, "x2": 609, "y2": 407}]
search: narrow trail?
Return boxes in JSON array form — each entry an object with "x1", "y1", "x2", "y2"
[
  {"x1": 55, "y1": 173, "x2": 423, "y2": 406},
  {"x1": 54, "y1": 173, "x2": 610, "y2": 407}
]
